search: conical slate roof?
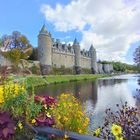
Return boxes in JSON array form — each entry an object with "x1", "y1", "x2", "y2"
[
  {"x1": 73, "y1": 38, "x2": 79, "y2": 45},
  {"x1": 39, "y1": 24, "x2": 48, "y2": 34},
  {"x1": 90, "y1": 44, "x2": 95, "y2": 51}
]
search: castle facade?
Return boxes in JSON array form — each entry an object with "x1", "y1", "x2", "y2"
[{"x1": 37, "y1": 25, "x2": 113, "y2": 75}]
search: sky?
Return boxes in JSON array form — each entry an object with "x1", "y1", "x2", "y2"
[{"x1": 0, "y1": 0, "x2": 140, "y2": 64}]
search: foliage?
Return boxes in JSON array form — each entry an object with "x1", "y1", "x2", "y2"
[
  {"x1": 99, "y1": 60, "x2": 138, "y2": 72},
  {"x1": 3, "y1": 49, "x2": 22, "y2": 66},
  {"x1": 0, "y1": 38, "x2": 2, "y2": 46},
  {"x1": 51, "y1": 65, "x2": 74, "y2": 75},
  {"x1": 33, "y1": 95, "x2": 56, "y2": 127},
  {"x1": 30, "y1": 64, "x2": 41, "y2": 75},
  {"x1": 26, "y1": 76, "x2": 47, "y2": 88},
  {"x1": 81, "y1": 68, "x2": 91, "y2": 74},
  {"x1": 52, "y1": 93, "x2": 90, "y2": 134},
  {"x1": 133, "y1": 46, "x2": 140, "y2": 72},
  {"x1": 0, "y1": 82, "x2": 56, "y2": 139},
  {"x1": 0, "y1": 82, "x2": 25, "y2": 104},
  {"x1": 0, "y1": 66, "x2": 9, "y2": 84},
  {"x1": 112, "y1": 62, "x2": 126, "y2": 72},
  {"x1": 1, "y1": 31, "x2": 33, "y2": 67},
  {"x1": 134, "y1": 46, "x2": 140, "y2": 66},
  {"x1": 93, "y1": 102, "x2": 140, "y2": 140},
  {"x1": 99, "y1": 61, "x2": 111, "y2": 64},
  {"x1": 0, "y1": 112, "x2": 15, "y2": 140},
  {"x1": 28, "y1": 48, "x2": 38, "y2": 61}
]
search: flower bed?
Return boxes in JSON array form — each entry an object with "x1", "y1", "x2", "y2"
[
  {"x1": 0, "y1": 80, "x2": 140, "y2": 140},
  {"x1": 0, "y1": 81, "x2": 90, "y2": 140},
  {"x1": 92, "y1": 102, "x2": 140, "y2": 140}
]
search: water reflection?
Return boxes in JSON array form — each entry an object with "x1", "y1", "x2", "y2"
[
  {"x1": 36, "y1": 74, "x2": 139, "y2": 129},
  {"x1": 90, "y1": 78, "x2": 137, "y2": 129},
  {"x1": 35, "y1": 80, "x2": 98, "y2": 105}
]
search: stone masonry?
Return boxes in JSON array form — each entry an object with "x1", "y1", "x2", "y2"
[{"x1": 37, "y1": 24, "x2": 113, "y2": 75}]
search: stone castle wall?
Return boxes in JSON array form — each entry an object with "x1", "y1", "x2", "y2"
[
  {"x1": 52, "y1": 48, "x2": 75, "y2": 68},
  {"x1": 80, "y1": 56, "x2": 91, "y2": 69},
  {"x1": 52, "y1": 48, "x2": 91, "y2": 69},
  {"x1": 37, "y1": 25, "x2": 114, "y2": 74}
]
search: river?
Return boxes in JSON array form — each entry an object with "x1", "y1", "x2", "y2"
[{"x1": 35, "y1": 74, "x2": 140, "y2": 130}]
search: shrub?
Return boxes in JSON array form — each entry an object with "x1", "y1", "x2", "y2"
[
  {"x1": 52, "y1": 93, "x2": 90, "y2": 134},
  {"x1": 81, "y1": 68, "x2": 91, "y2": 74},
  {"x1": 30, "y1": 64, "x2": 41, "y2": 75},
  {"x1": 0, "y1": 82, "x2": 25, "y2": 104},
  {"x1": 0, "y1": 112, "x2": 15, "y2": 140},
  {"x1": 93, "y1": 102, "x2": 140, "y2": 140},
  {"x1": 33, "y1": 95, "x2": 56, "y2": 127}
]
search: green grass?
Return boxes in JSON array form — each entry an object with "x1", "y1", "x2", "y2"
[
  {"x1": 25, "y1": 74, "x2": 110, "y2": 88},
  {"x1": 44, "y1": 74, "x2": 109, "y2": 84},
  {"x1": 26, "y1": 76, "x2": 47, "y2": 88}
]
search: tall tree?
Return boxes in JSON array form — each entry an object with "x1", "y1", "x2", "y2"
[
  {"x1": 134, "y1": 46, "x2": 140, "y2": 66},
  {"x1": 1, "y1": 31, "x2": 33, "y2": 66}
]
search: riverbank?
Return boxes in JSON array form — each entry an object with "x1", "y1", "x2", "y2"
[{"x1": 25, "y1": 74, "x2": 111, "y2": 88}]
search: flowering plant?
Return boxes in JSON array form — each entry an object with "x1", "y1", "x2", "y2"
[
  {"x1": 0, "y1": 112, "x2": 15, "y2": 140},
  {"x1": 52, "y1": 93, "x2": 90, "y2": 134},
  {"x1": 0, "y1": 82, "x2": 25, "y2": 104},
  {"x1": 33, "y1": 95, "x2": 56, "y2": 127},
  {"x1": 93, "y1": 102, "x2": 140, "y2": 140}
]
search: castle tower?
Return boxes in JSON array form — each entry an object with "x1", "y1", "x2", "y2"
[
  {"x1": 73, "y1": 38, "x2": 81, "y2": 74},
  {"x1": 89, "y1": 44, "x2": 98, "y2": 74},
  {"x1": 38, "y1": 24, "x2": 52, "y2": 74}
]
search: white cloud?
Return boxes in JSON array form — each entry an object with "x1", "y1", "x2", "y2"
[{"x1": 41, "y1": 0, "x2": 140, "y2": 62}]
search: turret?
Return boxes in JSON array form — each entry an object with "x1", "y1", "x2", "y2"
[
  {"x1": 89, "y1": 44, "x2": 98, "y2": 74},
  {"x1": 73, "y1": 38, "x2": 81, "y2": 74},
  {"x1": 38, "y1": 24, "x2": 52, "y2": 74}
]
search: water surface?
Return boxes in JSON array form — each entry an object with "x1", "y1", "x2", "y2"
[{"x1": 35, "y1": 74, "x2": 140, "y2": 129}]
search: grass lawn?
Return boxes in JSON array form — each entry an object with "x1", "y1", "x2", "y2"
[{"x1": 25, "y1": 74, "x2": 111, "y2": 88}]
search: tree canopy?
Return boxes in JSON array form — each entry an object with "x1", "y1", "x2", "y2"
[
  {"x1": 0, "y1": 31, "x2": 33, "y2": 66},
  {"x1": 134, "y1": 46, "x2": 140, "y2": 66}
]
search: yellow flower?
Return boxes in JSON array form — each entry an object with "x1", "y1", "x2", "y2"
[
  {"x1": 78, "y1": 111, "x2": 83, "y2": 116},
  {"x1": 64, "y1": 116, "x2": 68, "y2": 121},
  {"x1": 111, "y1": 124, "x2": 122, "y2": 136},
  {"x1": 94, "y1": 128, "x2": 101, "y2": 137},
  {"x1": 69, "y1": 103, "x2": 72, "y2": 107},
  {"x1": 0, "y1": 83, "x2": 25, "y2": 104},
  {"x1": 31, "y1": 119, "x2": 36, "y2": 124},
  {"x1": 116, "y1": 136, "x2": 124, "y2": 140},
  {"x1": 63, "y1": 103, "x2": 66, "y2": 107},
  {"x1": 0, "y1": 93, "x2": 4, "y2": 104},
  {"x1": 64, "y1": 134, "x2": 69, "y2": 139},
  {"x1": 18, "y1": 122, "x2": 23, "y2": 129},
  {"x1": 85, "y1": 117, "x2": 90, "y2": 124},
  {"x1": 58, "y1": 115, "x2": 61, "y2": 120},
  {"x1": 78, "y1": 129, "x2": 82, "y2": 133},
  {"x1": 46, "y1": 112, "x2": 51, "y2": 118}
]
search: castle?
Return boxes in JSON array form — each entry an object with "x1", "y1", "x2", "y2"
[
  {"x1": 0, "y1": 25, "x2": 113, "y2": 75},
  {"x1": 38, "y1": 24, "x2": 113, "y2": 74}
]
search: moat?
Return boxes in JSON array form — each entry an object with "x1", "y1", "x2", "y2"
[{"x1": 35, "y1": 74, "x2": 140, "y2": 129}]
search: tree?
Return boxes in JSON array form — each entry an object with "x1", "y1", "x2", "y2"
[
  {"x1": 134, "y1": 46, "x2": 140, "y2": 66},
  {"x1": 1, "y1": 31, "x2": 33, "y2": 67}
]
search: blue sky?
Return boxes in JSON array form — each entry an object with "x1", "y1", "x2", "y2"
[{"x1": 0, "y1": 0, "x2": 140, "y2": 64}]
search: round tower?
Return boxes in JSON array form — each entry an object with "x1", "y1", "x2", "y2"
[
  {"x1": 73, "y1": 38, "x2": 81, "y2": 74},
  {"x1": 38, "y1": 24, "x2": 52, "y2": 74},
  {"x1": 89, "y1": 44, "x2": 98, "y2": 74}
]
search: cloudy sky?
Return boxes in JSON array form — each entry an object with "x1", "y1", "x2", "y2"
[{"x1": 0, "y1": 0, "x2": 140, "y2": 64}]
